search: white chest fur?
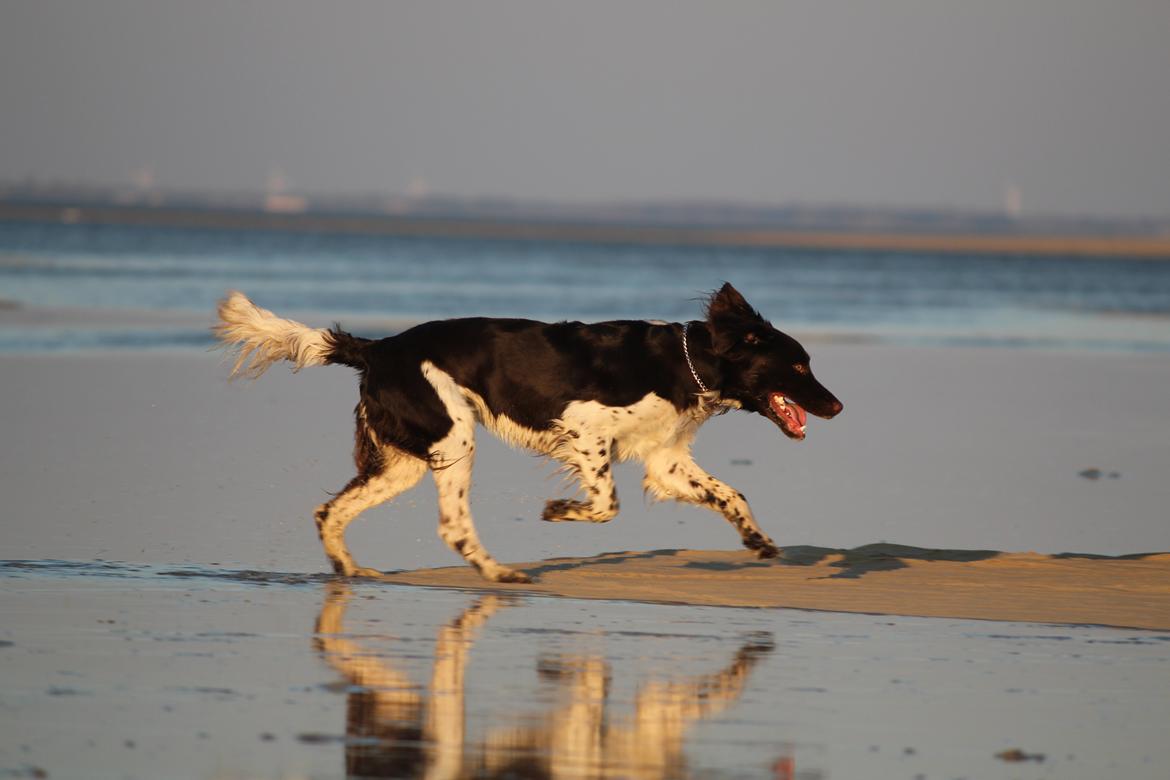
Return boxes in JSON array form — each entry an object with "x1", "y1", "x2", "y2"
[{"x1": 559, "y1": 393, "x2": 709, "y2": 462}]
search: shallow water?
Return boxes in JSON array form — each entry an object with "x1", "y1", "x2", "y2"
[
  {"x1": 2, "y1": 560, "x2": 1168, "y2": 779},
  {"x1": 3, "y1": 220, "x2": 1170, "y2": 353}
]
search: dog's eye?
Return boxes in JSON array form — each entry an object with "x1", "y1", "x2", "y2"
[
  {"x1": 745, "y1": 332, "x2": 762, "y2": 345},
  {"x1": 793, "y1": 363, "x2": 809, "y2": 375}
]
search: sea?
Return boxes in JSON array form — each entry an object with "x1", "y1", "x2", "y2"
[{"x1": 2, "y1": 219, "x2": 1169, "y2": 353}]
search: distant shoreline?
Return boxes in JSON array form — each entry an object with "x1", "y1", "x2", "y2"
[{"x1": 3, "y1": 201, "x2": 1170, "y2": 258}]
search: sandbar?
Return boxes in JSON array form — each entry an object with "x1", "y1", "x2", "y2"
[{"x1": 377, "y1": 545, "x2": 1170, "y2": 630}]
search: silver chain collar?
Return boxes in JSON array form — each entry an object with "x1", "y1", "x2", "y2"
[{"x1": 682, "y1": 322, "x2": 709, "y2": 393}]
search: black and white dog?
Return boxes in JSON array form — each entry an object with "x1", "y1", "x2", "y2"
[{"x1": 215, "y1": 283, "x2": 842, "y2": 583}]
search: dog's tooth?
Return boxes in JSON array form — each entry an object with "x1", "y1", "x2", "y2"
[{"x1": 800, "y1": 425, "x2": 806, "y2": 433}]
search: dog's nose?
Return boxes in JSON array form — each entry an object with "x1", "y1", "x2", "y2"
[{"x1": 825, "y1": 399, "x2": 843, "y2": 418}]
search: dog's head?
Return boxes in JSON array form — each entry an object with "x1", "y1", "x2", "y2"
[{"x1": 706, "y1": 283, "x2": 843, "y2": 440}]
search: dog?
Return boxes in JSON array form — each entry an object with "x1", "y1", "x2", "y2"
[{"x1": 215, "y1": 282, "x2": 842, "y2": 583}]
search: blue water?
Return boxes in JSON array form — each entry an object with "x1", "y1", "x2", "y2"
[{"x1": 2, "y1": 220, "x2": 1169, "y2": 352}]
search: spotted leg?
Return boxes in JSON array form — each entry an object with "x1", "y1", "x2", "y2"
[
  {"x1": 542, "y1": 436, "x2": 620, "y2": 523},
  {"x1": 314, "y1": 448, "x2": 428, "y2": 577},
  {"x1": 429, "y1": 422, "x2": 532, "y2": 584},
  {"x1": 642, "y1": 449, "x2": 779, "y2": 557}
]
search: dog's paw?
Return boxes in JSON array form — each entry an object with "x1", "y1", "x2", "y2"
[
  {"x1": 349, "y1": 566, "x2": 385, "y2": 578},
  {"x1": 541, "y1": 499, "x2": 581, "y2": 522},
  {"x1": 542, "y1": 499, "x2": 614, "y2": 523},
  {"x1": 742, "y1": 535, "x2": 779, "y2": 558},
  {"x1": 541, "y1": 499, "x2": 576, "y2": 521},
  {"x1": 755, "y1": 543, "x2": 780, "y2": 559},
  {"x1": 493, "y1": 569, "x2": 533, "y2": 584}
]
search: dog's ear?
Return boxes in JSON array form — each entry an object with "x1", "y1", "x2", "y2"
[{"x1": 705, "y1": 282, "x2": 768, "y2": 354}]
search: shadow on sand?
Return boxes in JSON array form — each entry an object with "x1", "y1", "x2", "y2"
[
  {"x1": 776, "y1": 543, "x2": 1002, "y2": 580},
  {"x1": 520, "y1": 544, "x2": 1003, "y2": 582},
  {"x1": 524, "y1": 549, "x2": 683, "y2": 578}
]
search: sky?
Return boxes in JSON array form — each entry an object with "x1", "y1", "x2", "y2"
[{"x1": 2, "y1": 1, "x2": 1168, "y2": 218}]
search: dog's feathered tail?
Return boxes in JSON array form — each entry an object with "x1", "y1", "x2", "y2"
[{"x1": 214, "y1": 291, "x2": 369, "y2": 378}]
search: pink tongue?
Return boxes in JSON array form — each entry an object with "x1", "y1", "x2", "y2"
[
  {"x1": 790, "y1": 401, "x2": 807, "y2": 429},
  {"x1": 771, "y1": 394, "x2": 807, "y2": 433}
]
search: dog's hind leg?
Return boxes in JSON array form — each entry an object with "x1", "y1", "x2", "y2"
[
  {"x1": 542, "y1": 436, "x2": 619, "y2": 523},
  {"x1": 422, "y1": 363, "x2": 531, "y2": 584},
  {"x1": 429, "y1": 429, "x2": 532, "y2": 584},
  {"x1": 314, "y1": 448, "x2": 428, "y2": 576},
  {"x1": 642, "y1": 449, "x2": 779, "y2": 558}
]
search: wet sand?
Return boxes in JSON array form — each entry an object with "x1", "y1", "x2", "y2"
[
  {"x1": 3, "y1": 346, "x2": 1170, "y2": 777},
  {"x1": 4, "y1": 345, "x2": 1170, "y2": 567},
  {"x1": 3, "y1": 561, "x2": 1170, "y2": 780}
]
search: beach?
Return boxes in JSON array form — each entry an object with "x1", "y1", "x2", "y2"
[
  {"x1": 3, "y1": 339, "x2": 1169, "y2": 778},
  {"x1": 5, "y1": 2, "x2": 1170, "y2": 773}
]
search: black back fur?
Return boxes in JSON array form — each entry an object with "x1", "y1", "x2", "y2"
[{"x1": 326, "y1": 283, "x2": 842, "y2": 462}]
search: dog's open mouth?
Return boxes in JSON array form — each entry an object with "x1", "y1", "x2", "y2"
[{"x1": 769, "y1": 393, "x2": 807, "y2": 440}]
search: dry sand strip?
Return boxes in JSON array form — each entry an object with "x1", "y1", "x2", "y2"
[
  {"x1": 376, "y1": 545, "x2": 1170, "y2": 631},
  {"x1": 5, "y1": 204, "x2": 1170, "y2": 257}
]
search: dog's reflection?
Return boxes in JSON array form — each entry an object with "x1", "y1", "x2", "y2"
[{"x1": 314, "y1": 583, "x2": 774, "y2": 779}]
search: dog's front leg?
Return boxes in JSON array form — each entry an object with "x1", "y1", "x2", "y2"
[
  {"x1": 542, "y1": 436, "x2": 619, "y2": 523},
  {"x1": 642, "y1": 450, "x2": 779, "y2": 558}
]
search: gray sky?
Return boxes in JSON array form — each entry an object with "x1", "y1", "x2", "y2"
[{"x1": 2, "y1": 1, "x2": 1168, "y2": 217}]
